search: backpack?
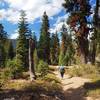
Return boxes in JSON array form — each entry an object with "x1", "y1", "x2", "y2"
[{"x1": 60, "y1": 66, "x2": 65, "y2": 73}]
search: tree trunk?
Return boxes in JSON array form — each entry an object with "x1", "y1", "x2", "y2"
[
  {"x1": 78, "y1": 36, "x2": 89, "y2": 64},
  {"x1": 73, "y1": 26, "x2": 89, "y2": 64},
  {"x1": 91, "y1": 0, "x2": 100, "y2": 64},
  {"x1": 29, "y1": 38, "x2": 36, "y2": 81},
  {"x1": 91, "y1": 42, "x2": 96, "y2": 65},
  {"x1": 94, "y1": 0, "x2": 100, "y2": 27}
]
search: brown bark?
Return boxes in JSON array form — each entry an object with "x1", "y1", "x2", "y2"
[{"x1": 73, "y1": 26, "x2": 89, "y2": 64}]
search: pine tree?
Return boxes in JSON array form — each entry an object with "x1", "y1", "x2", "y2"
[
  {"x1": 50, "y1": 32, "x2": 59, "y2": 65},
  {"x1": 38, "y1": 12, "x2": 50, "y2": 63},
  {"x1": 88, "y1": 0, "x2": 100, "y2": 64},
  {"x1": 59, "y1": 51, "x2": 65, "y2": 66},
  {"x1": 95, "y1": 0, "x2": 100, "y2": 54},
  {"x1": 61, "y1": 24, "x2": 68, "y2": 55},
  {"x1": 0, "y1": 24, "x2": 7, "y2": 40},
  {"x1": 93, "y1": 0, "x2": 100, "y2": 64},
  {"x1": 55, "y1": 33, "x2": 60, "y2": 64},
  {"x1": 32, "y1": 32, "x2": 37, "y2": 49},
  {"x1": 63, "y1": 0, "x2": 91, "y2": 63},
  {"x1": 59, "y1": 24, "x2": 75, "y2": 65},
  {"x1": 94, "y1": 0, "x2": 100, "y2": 27},
  {"x1": 59, "y1": 24, "x2": 68, "y2": 66},
  {"x1": 7, "y1": 40, "x2": 15, "y2": 60},
  {"x1": 16, "y1": 11, "x2": 29, "y2": 69},
  {"x1": 0, "y1": 24, "x2": 7, "y2": 67}
]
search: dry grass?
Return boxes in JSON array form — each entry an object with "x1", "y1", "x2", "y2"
[
  {"x1": 66, "y1": 64, "x2": 100, "y2": 98},
  {"x1": 84, "y1": 78, "x2": 100, "y2": 98},
  {"x1": 0, "y1": 72, "x2": 63, "y2": 100},
  {"x1": 66, "y1": 64, "x2": 100, "y2": 79}
]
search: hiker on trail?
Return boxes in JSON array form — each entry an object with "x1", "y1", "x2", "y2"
[{"x1": 59, "y1": 65, "x2": 65, "y2": 79}]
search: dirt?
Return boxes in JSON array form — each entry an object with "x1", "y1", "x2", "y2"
[{"x1": 54, "y1": 71, "x2": 96, "y2": 100}]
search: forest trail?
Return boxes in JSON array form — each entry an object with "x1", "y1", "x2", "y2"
[{"x1": 53, "y1": 69, "x2": 95, "y2": 100}]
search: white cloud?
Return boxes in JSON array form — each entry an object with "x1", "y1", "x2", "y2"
[
  {"x1": 10, "y1": 30, "x2": 19, "y2": 39},
  {"x1": 0, "y1": 0, "x2": 65, "y2": 23},
  {"x1": 50, "y1": 14, "x2": 69, "y2": 33},
  {"x1": 0, "y1": 9, "x2": 6, "y2": 20},
  {"x1": 6, "y1": 9, "x2": 20, "y2": 23},
  {"x1": 56, "y1": 14, "x2": 69, "y2": 25}
]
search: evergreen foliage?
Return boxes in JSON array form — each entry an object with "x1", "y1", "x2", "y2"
[
  {"x1": 59, "y1": 24, "x2": 75, "y2": 66},
  {"x1": 32, "y1": 33, "x2": 37, "y2": 49},
  {"x1": 38, "y1": 12, "x2": 50, "y2": 63},
  {"x1": 59, "y1": 51, "x2": 65, "y2": 66},
  {"x1": 5, "y1": 59, "x2": 22, "y2": 79},
  {"x1": 16, "y1": 11, "x2": 29, "y2": 69},
  {"x1": 37, "y1": 60, "x2": 49, "y2": 77},
  {"x1": 94, "y1": 0, "x2": 100, "y2": 55},
  {"x1": 0, "y1": 24, "x2": 7, "y2": 67},
  {"x1": 7, "y1": 40, "x2": 15, "y2": 60},
  {"x1": 50, "y1": 32, "x2": 59, "y2": 65},
  {"x1": 61, "y1": 24, "x2": 68, "y2": 55}
]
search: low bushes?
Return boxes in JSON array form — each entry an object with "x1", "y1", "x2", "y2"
[
  {"x1": 0, "y1": 59, "x2": 23, "y2": 80},
  {"x1": 67, "y1": 64, "x2": 100, "y2": 78},
  {"x1": 43, "y1": 74, "x2": 60, "y2": 84},
  {"x1": 0, "y1": 72, "x2": 62, "y2": 100},
  {"x1": 37, "y1": 60, "x2": 49, "y2": 77}
]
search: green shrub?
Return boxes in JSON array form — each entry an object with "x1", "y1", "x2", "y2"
[
  {"x1": 59, "y1": 52, "x2": 66, "y2": 66},
  {"x1": 37, "y1": 60, "x2": 49, "y2": 77},
  {"x1": 3, "y1": 59, "x2": 23, "y2": 79},
  {"x1": 1, "y1": 68, "x2": 14, "y2": 80},
  {"x1": 59, "y1": 51, "x2": 74, "y2": 66},
  {"x1": 43, "y1": 74, "x2": 60, "y2": 83}
]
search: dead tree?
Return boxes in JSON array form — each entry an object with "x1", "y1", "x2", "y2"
[{"x1": 29, "y1": 37, "x2": 36, "y2": 81}]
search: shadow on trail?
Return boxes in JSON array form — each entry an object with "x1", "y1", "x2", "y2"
[
  {"x1": 0, "y1": 87, "x2": 64, "y2": 100},
  {"x1": 64, "y1": 86, "x2": 87, "y2": 100},
  {"x1": 84, "y1": 79, "x2": 100, "y2": 90},
  {"x1": 0, "y1": 89, "x2": 39, "y2": 100}
]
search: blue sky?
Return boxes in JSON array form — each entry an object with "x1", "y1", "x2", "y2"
[{"x1": 0, "y1": 0, "x2": 96, "y2": 39}]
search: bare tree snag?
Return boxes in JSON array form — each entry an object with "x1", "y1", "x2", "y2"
[{"x1": 29, "y1": 38, "x2": 36, "y2": 81}]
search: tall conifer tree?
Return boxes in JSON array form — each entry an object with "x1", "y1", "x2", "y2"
[
  {"x1": 38, "y1": 12, "x2": 50, "y2": 63},
  {"x1": 59, "y1": 24, "x2": 75, "y2": 65},
  {"x1": 16, "y1": 11, "x2": 29, "y2": 69},
  {"x1": 0, "y1": 24, "x2": 7, "y2": 67},
  {"x1": 61, "y1": 24, "x2": 68, "y2": 55},
  {"x1": 94, "y1": 0, "x2": 100, "y2": 54},
  {"x1": 7, "y1": 40, "x2": 15, "y2": 60},
  {"x1": 63, "y1": 0, "x2": 91, "y2": 63},
  {"x1": 50, "y1": 32, "x2": 59, "y2": 65}
]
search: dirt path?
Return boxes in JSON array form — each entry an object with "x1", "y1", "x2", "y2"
[{"x1": 54, "y1": 71, "x2": 94, "y2": 100}]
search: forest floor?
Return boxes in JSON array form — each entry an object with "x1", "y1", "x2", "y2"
[
  {"x1": 53, "y1": 67, "x2": 100, "y2": 100},
  {"x1": 0, "y1": 66, "x2": 100, "y2": 100}
]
